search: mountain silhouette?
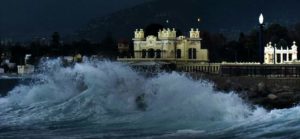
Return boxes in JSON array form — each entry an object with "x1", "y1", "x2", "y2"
[
  {"x1": 0, "y1": 0, "x2": 151, "y2": 40},
  {"x1": 78, "y1": 0, "x2": 300, "y2": 41}
]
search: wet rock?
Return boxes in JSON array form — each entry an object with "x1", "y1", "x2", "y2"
[
  {"x1": 272, "y1": 86, "x2": 292, "y2": 94},
  {"x1": 268, "y1": 94, "x2": 278, "y2": 100},
  {"x1": 250, "y1": 86, "x2": 257, "y2": 92},
  {"x1": 197, "y1": 74, "x2": 300, "y2": 109},
  {"x1": 283, "y1": 86, "x2": 291, "y2": 90},
  {"x1": 247, "y1": 91, "x2": 259, "y2": 98},
  {"x1": 257, "y1": 82, "x2": 266, "y2": 92},
  {"x1": 277, "y1": 92, "x2": 294, "y2": 98},
  {"x1": 223, "y1": 79, "x2": 232, "y2": 91}
]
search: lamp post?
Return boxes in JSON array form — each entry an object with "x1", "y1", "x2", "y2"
[
  {"x1": 259, "y1": 13, "x2": 264, "y2": 64},
  {"x1": 274, "y1": 44, "x2": 276, "y2": 64},
  {"x1": 197, "y1": 18, "x2": 201, "y2": 30}
]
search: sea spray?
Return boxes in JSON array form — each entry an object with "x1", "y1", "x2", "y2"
[{"x1": 0, "y1": 59, "x2": 300, "y2": 138}]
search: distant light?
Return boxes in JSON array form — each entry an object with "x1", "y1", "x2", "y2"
[
  {"x1": 166, "y1": 20, "x2": 169, "y2": 23},
  {"x1": 197, "y1": 18, "x2": 201, "y2": 22},
  {"x1": 259, "y1": 13, "x2": 264, "y2": 24}
]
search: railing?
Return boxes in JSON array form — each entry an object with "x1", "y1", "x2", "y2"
[
  {"x1": 119, "y1": 58, "x2": 300, "y2": 78},
  {"x1": 220, "y1": 64, "x2": 300, "y2": 78},
  {"x1": 117, "y1": 58, "x2": 208, "y2": 62},
  {"x1": 177, "y1": 63, "x2": 221, "y2": 74}
]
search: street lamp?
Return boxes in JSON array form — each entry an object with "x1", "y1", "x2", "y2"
[
  {"x1": 259, "y1": 13, "x2": 264, "y2": 25},
  {"x1": 259, "y1": 13, "x2": 265, "y2": 64},
  {"x1": 274, "y1": 44, "x2": 276, "y2": 64},
  {"x1": 197, "y1": 18, "x2": 201, "y2": 30}
]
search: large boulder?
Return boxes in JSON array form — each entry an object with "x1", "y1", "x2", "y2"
[
  {"x1": 268, "y1": 94, "x2": 278, "y2": 100},
  {"x1": 257, "y1": 82, "x2": 266, "y2": 92}
]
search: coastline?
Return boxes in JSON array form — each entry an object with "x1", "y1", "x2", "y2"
[
  {"x1": 1, "y1": 72, "x2": 300, "y2": 110},
  {"x1": 191, "y1": 73, "x2": 300, "y2": 109}
]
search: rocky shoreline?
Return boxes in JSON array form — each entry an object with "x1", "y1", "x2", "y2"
[
  {"x1": 192, "y1": 73, "x2": 300, "y2": 109},
  {"x1": 1, "y1": 73, "x2": 300, "y2": 110}
]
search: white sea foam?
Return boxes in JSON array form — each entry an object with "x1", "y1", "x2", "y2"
[{"x1": 0, "y1": 59, "x2": 299, "y2": 138}]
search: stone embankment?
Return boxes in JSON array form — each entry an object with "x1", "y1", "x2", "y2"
[{"x1": 192, "y1": 73, "x2": 300, "y2": 109}]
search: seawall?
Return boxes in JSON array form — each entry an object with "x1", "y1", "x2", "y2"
[{"x1": 190, "y1": 73, "x2": 300, "y2": 109}]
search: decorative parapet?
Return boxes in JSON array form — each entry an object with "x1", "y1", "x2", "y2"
[
  {"x1": 134, "y1": 29, "x2": 144, "y2": 40},
  {"x1": 264, "y1": 41, "x2": 298, "y2": 64},
  {"x1": 190, "y1": 28, "x2": 200, "y2": 39},
  {"x1": 292, "y1": 41, "x2": 298, "y2": 50},
  {"x1": 221, "y1": 62, "x2": 260, "y2": 65},
  {"x1": 177, "y1": 36, "x2": 186, "y2": 40},
  {"x1": 266, "y1": 41, "x2": 298, "y2": 50},
  {"x1": 158, "y1": 28, "x2": 176, "y2": 40}
]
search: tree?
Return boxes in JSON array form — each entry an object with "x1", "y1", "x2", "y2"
[
  {"x1": 99, "y1": 32, "x2": 118, "y2": 59},
  {"x1": 51, "y1": 32, "x2": 61, "y2": 47},
  {"x1": 265, "y1": 24, "x2": 290, "y2": 44}
]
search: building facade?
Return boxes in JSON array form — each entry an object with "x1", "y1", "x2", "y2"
[
  {"x1": 132, "y1": 28, "x2": 208, "y2": 62},
  {"x1": 264, "y1": 41, "x2": 298, "y2": 64}
]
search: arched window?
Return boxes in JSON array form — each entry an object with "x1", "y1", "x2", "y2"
[
  {"x1": 193, "y1": 48, "x2": 197, "y2": 59},
  {"x1": 148, "y1": 49, "x2": 155, "y2": 58},
  {"x1": 176, "y1": 49, "x2": 181, "y2": 59},
  {"x1": 188, "y1": 48, "x2": 197, "y2": 59},
  {"x1": 142, "y1": 49, "x2": 147, "y2": 58},
  {"x1": 156, "y1": 49, "x2": 161, "y2": 58},
  {"x1": 188, "y1": 48, "x2": 193, "y2": 59}
]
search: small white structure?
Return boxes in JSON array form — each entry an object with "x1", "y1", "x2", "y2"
[
  {"x1": 25, "y1": 54, "x2": 32, "y2": 65},
  {"x1": 17, "y1": 54, "x2": 35, "y2": 74},
  {"x1": 63, "y1": 56, "x2": 74, "y2": 63},
  {"x1": 264, "y1": 41, "x2": 298, "y2": 64},
  {"x1": 17, "y1": 65, "x2": 34, "y2": 75},
  {"x1": 0, "y1": 68, "x2": 5, "y2": 74}
]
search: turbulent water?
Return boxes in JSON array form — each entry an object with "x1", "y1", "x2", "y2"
[{"x1": 0, "y1": 59, "x2": 300, "y2": 139}]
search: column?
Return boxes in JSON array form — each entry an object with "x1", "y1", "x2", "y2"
[
  {"x1": 280, "y1": 53, "x2": 283, "y2": 63},
  {"x1": 293, "y1": 52, "x2": 297, "y2": 61}
]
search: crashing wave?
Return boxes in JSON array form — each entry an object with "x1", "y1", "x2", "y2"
[{"x1": 0, "y1": 59, "x2": 299, "y2": 138}]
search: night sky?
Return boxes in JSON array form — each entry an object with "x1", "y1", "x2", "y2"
[
  {"x1": 1, "y1": 0, "x2": 300, "y2": 41},
  {"x1": 0, "y1": 0, "x2": 151, "y2": 40}
]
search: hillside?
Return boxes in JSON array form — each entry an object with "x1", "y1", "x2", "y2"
[
  {"x1": 77, "y1": 0, "x2": 300, "y2": 41},
  {"x1": 0, "y1": 0, "x2": 151, "y2": 41}
]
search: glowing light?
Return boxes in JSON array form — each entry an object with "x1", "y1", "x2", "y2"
[{"x1": 259, "y1": 13, "x2": 264, "y2": 24}]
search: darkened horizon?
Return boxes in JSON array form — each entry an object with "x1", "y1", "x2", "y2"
[
  {"x1": 0, "y1": 0, "x2": 151, "y2": 40},
  {"x1": 1, "y1": 0, "x2": 300, "y2": 41}
]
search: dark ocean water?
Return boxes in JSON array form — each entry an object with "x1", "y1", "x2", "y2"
[
  {"x1": 0, "y1": 78, "x2": 20, "y2": 97},
  {"x1": 0, "y1": 59, "x2": 300, "y2": 139}
]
